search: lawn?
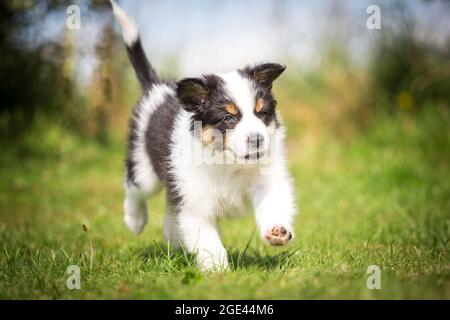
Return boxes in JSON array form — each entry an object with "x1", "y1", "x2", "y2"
[{"x1": 0, "y1": 104, "x2": 449, "y2": 299}]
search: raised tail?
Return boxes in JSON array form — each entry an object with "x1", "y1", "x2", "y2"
[{"x1": 110, "y1": 0, "x2": 159, "y2": 90}]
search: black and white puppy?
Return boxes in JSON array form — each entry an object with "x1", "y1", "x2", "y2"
[{"x1": 111, "y1": 1, "x2": 296, "y2": 271}]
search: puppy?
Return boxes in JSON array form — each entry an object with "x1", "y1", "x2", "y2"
[{"x1": 111, "y1": 0, "x2": 297, "y2": 271}]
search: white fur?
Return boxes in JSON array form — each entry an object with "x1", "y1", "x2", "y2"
[{"x1": 110, "y1": 0, "x2": 138, "y2": 46}]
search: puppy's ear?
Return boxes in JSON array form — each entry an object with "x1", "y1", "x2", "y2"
[
  {"x1": 176, "y1": 78, "x2": 209, "y2": 112},
  {"x1": 242, "y1": 63, "x2": 286, "y2": 89}
]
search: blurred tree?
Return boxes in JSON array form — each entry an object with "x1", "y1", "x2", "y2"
[
  {"x1": 90, "y1": 22, "x2": 115, "y2": 145},
  {"x1": 0, "y1": 0, "x2": 119, "y2": 144},
  {"x1": 0, "y1": 0, "x2": 74, "y2": 139}
]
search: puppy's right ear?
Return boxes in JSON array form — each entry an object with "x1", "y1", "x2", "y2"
[{"x1": 176, "y1": 78, "x2": 209, "y2": 113}]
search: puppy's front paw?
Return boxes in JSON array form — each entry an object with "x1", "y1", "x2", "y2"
[{"x1": 264, "y1": 225, "x2": 293, "y2": 246}]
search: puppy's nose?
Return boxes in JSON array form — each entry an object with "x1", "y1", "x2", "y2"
[{"x1": 248, "y1": 133, "x2": 265, "y2": 149}]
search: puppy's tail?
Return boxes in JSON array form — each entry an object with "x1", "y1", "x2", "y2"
[{"x1": 110, "y1": 0, "x2": 159, "y2": 90}]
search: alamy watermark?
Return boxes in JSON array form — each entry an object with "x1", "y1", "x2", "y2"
[
  {"x1": 66, "y1": 5, "x2": 81, "y2": 30},
  {"x1": 366, "y1": 5, "x2": 382, "y2": 30},
  {"x1": 366, "y1": 265, "x2": 381, "y2": 290},
  {"x1": 66, "y1": 265, "x2": 81, "y2": 290}
]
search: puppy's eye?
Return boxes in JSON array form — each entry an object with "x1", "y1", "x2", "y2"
[{"x1": 223, "y1": 114, "x2": 236, "y2": 123}]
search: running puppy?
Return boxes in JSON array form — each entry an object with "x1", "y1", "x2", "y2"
[{"x1": 111, "y1": 0, "x2": 297, "y2": 271}]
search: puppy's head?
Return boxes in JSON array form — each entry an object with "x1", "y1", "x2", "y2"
[{"x1": 176, "y1": 63, "x2": 285, "y2": 161}]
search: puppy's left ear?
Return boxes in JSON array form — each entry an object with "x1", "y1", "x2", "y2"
[
  {"x1": 176, "y1": 77, "x2": 209, "y2": 113},
  {"x1": 242, "y1": 63, "x2": 286, "y2": 89},
  {"x1": 176, "y1": 75, "x2": 222, "y2": 113}
]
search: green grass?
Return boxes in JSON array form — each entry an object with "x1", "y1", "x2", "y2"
[{"x1": 0, "y1": 106, "x2": 449, "y2": 299}]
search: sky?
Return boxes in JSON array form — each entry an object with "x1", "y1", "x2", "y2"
[
  {"x1": 117, "y1": 0, "x2": 449, "y2": 75},
  {"x1": 29, "y1": 0, "x2": 450, "y2": 83}
]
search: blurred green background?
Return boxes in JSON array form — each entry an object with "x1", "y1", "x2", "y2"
[{"x1": 0, "y1": 0, "x2": 449, "y2": 299}]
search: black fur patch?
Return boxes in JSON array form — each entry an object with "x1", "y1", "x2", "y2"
[
  {"x1": 253, "y1": 88, "x2": 278, "y2": 126},
  {"x1": 143, "y1": 90, "x2": 183, "y2": 208},
  {"x1": 145, "y1": 92, "x2": 178, "y2": 183},
  {"x1": 125, "y1": 84, "x2": 182, "y2": 207}
]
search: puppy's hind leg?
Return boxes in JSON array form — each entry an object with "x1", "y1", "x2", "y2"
[
  {"x1": 124, "y1": 183, "x2": 150, "y2": 234},
  {"x1": 124, "y1": 169, "x2": 160, "y2": 235},
  {"x1": 124, "y1": 128, "x2": 160, "y2": 234}
]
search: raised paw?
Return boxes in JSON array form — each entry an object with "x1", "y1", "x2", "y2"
[{"x1": 264, "y1": 225, "x2": 293, "y2": 246}]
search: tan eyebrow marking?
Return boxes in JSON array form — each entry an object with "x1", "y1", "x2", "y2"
[
  {"x1": 255, "y1": 98, "x2": 264, "y2": 113},
  {"x1": 225, "y1": 103, "x2": 238, "y2": 115}
]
